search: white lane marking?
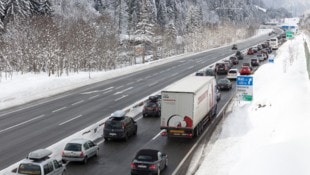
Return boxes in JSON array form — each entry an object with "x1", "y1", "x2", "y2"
[
  {"x1": 80, "y1": 87, "x2": 114, "y2": 95},
  {"x1": 148, "y1": 81, "x2": 158, "y2": 87},
  {"x1": 151, "y1": 131, "x2": 163, "y2": 140},
  {"x1": 153, "y1": 73, "x2": 159, "y2": 76},
  {"x1": 59, "y1": 115, "x2": 83, "y2": 126},
  {"x1": 101, "y1": 87, "x2": 114, "y2": 92},
  {"x1": 187, "y1": 65, "x2": 194, "y2": 70},
  {"x1": 114, "y1": 87, "x2": 133, "y2": 95},
  {"x1": 80, "y1": 90, "x2": 98, "y2": 95},
  {"x1": 136, "y1": 79, "x2": 143, "y2": 82},
  {"x1": 170, "y1": 73, "x2": 178, "y2": 77},
  {"x1": 136, "y1": 116, "x2": 143, "y2": 121},
  {"x1": 115, "y1": 86, "x2": 123, "y2": 90},
  {"x1": 52, "y1": 107, "x2": 67, "y2": 113},
  {"x1": 71, "y1": 100, "x2": 84, "y2": 106},
  {"x1": 126, "y1": 82, "x2": 134, "y2": 86},
  {"x1": 103, "y1": 89, "x2": 113, "y2": 94},
  {"x1": 89, "y1": 95, "x2": 99, "y2": 100},
  {"x1": 145, "y1": 76, "x2": 151, "y2": 79},
  {"x1": 0, "y1": 114, "x2": 45, "y2": 133},
  {"x1": 115, "y1": 95, "x2": 128, "y2": 101}
]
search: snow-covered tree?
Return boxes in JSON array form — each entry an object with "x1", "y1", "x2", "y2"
[
  {"x1": 134, "y1": 0, "x2": 154, "y2": 63},
  {"x1": 0, "y1": 0, "x2": 5, "y2": 31},
  {"x1": 5, "y1": 0, "x2": 32, "y2": 20},
  {"x1": 31, "y1": 0, "x2": 53, "y2": 15}
]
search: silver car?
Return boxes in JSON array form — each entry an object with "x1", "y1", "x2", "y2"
[
  {"x1": 62, "y1": 138, "x2": 99, "y2": 164},
  {"x1": 16, "y1": 149, "x2": 66, "y2": 175}
]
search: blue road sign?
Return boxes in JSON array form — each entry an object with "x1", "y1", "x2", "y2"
[
  {"x1": 236, "y1": 76, "x2": 253, "y2": 86},
  {"x1": 268, "y1": 55, "x2": 275, "y2": 63}
]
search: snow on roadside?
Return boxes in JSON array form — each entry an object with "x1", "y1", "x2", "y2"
[{"x1": 194, "y1": 33, "x2": 310, "y2": 175}]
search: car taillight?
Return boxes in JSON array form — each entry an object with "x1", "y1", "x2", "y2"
[
  {"x1": 149, "y1": 164, "x2": 156, "y2": 170},
  {"x1": 80, "y1": 151, "x2": 84, "y2": 157},
  {"x1": 161, "y1": 130, "x2": 167, "y2": 136},
  {"x1": 61, "y1": 150, "x2": 64, "y2": 156},
  {"x1": 130, "y1": 163, "x2": 136, "y2": 169}
]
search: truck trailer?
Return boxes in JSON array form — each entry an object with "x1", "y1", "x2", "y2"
[{"x1": 160, "y1": 76, "x2": 218, "y2": 138}]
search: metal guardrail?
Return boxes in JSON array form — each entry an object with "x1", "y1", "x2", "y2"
[{"x1": 304, "y1": 41, "x2": 310, "y2": 79}]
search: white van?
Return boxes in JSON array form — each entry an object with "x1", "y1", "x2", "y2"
[{"x1": 270, "y1": 38, "x2": 278, "y2": 50}]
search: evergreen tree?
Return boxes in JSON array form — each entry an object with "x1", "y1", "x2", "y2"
[
  {"x1": 5, "y1": 0, "x2": 32, "y2": 20},
  {"x1": 134, "y1": 0, "x2": 154, "y2": 63},
  {"x1": 31, "y1": 0, "x2": 53, "y2": 16},
  {"x1": 0, "y1": 0, "x2": 5, "y2": 30}
]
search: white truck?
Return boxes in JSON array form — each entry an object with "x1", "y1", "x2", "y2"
[
  {"x1": 270, "y1": 37, "x2": 279, "y2": 50},
  {"x1": 160, "y1": 76, "x2": 218, "y2": 138}
]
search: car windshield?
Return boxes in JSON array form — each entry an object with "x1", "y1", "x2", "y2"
[
  {"x1": 136, "y1": 155, "x2": 157, "y2": 162},
  {"x1": 64, "y1": 143, "x2": 82, "y2": 151},
  {"x1": 18, "y1": 163, "x2": 41, "y2": 175}
]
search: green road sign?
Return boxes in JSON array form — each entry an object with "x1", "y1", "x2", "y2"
[
  {"x1": 286, "y1": 30, "x2": 294, "y2": 39},
  {"x1": 242, "y1": 95, "x2": 253, "y2": 101}
]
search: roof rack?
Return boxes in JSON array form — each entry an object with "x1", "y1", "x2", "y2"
[
  {"x1": 111, "y1": 110, "x2": 126, "y2": 118},
  {"x1": 28, "y1": 149, "x2": 52, "y2": 161}
]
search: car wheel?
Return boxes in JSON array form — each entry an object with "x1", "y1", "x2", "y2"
[
  {"x1": 133, "y1": 128, "x2": 137, "y2": 136},
  {"x1": 95, "y1": 149, "x2": 99, "y2": 157},
  {"x1": 83, "y1": 156, "x2": 88, "y2": 164},
  {"x1": 124, "y1": 133, "x2": 129, "y2": 141},
  {"x1": 104, "y1": 137, "x2": 109, "y2": 142}
]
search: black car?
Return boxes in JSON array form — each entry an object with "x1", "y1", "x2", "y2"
[
  {"x1": 196, "y1": 68, "x2": 216, "y2": 78},
  {"x1": 215, "y1": 63, "x2": 228, "y2": 75},
  {"x1": 235, "y1": 51, "x2": 244, "y2": 60},
  {"x1": 104, "y1": 110, "x2": 137, "y2": 141},
  {"x1": 229, "y1": 56, "x2": 239, "y2": 65},
  {"x1": 251, "y1": 58, "x2": 260, "y2": 67},
  {"x1": 217, "y1": 78, "x2": 232, "y2": 91},
  {"x1": 143, "y1": 96, "x2": 161, "y2": 117},
  {"x1": 131, "y1": 149, "x2": 168, "y2": 175},
  {"x1": 232, "y1": 44, "x2": 238, "y2": 50}
]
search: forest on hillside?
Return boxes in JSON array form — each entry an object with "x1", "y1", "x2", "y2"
[{"x1": 0, "y1": 0, "x2": 292, "y2": 79}]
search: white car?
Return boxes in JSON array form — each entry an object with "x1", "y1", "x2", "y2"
[
  {"x1": 257, "y1": 54, "x2": 264, "y2": 61},
  {"x1": 62, "y1": 138, "x2": 99, "y2": 164},
  {"x1": 16, "y1": 149, "x2": 66, "y2": 175},
  {"x1": 227, "y1": 69, "x2": 239, "y2": 80}
]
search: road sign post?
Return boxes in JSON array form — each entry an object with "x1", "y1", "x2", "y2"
[{"x1": 236, "y1": 76, "x2": 253, "y2": 101}]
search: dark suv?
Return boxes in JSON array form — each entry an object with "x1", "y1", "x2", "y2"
[
  {"x1": 215, "y1": 63, "x2": 228, "y2": 75},
  {"x1": 143, "y1": 95, "x2": 161, "y2": 117},
  {"x1": 235, "y1": 51, "x2": 244, "y2": 60},
  {"x1": 104, "y1": 110, "x2": 137, "y2": 141}
]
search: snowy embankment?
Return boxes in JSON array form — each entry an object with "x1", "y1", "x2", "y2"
[{"x1": 194, "y1": 33, "x2": 310, "y2": 175}]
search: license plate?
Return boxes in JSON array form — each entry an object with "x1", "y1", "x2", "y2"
[
  {"x1": 138, "y1": 165, "x2": 147, "y2": 168},
  {"x1": 109, "y1": 133, "x2": 116, "y2": 136},
  {"x1": 170, "y1": 130, "x2": 184, "y2": 133}
]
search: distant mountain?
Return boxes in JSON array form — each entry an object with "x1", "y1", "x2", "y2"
[{"x1": 261, "y1": 0, "x2": 310, "y2": 16}]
